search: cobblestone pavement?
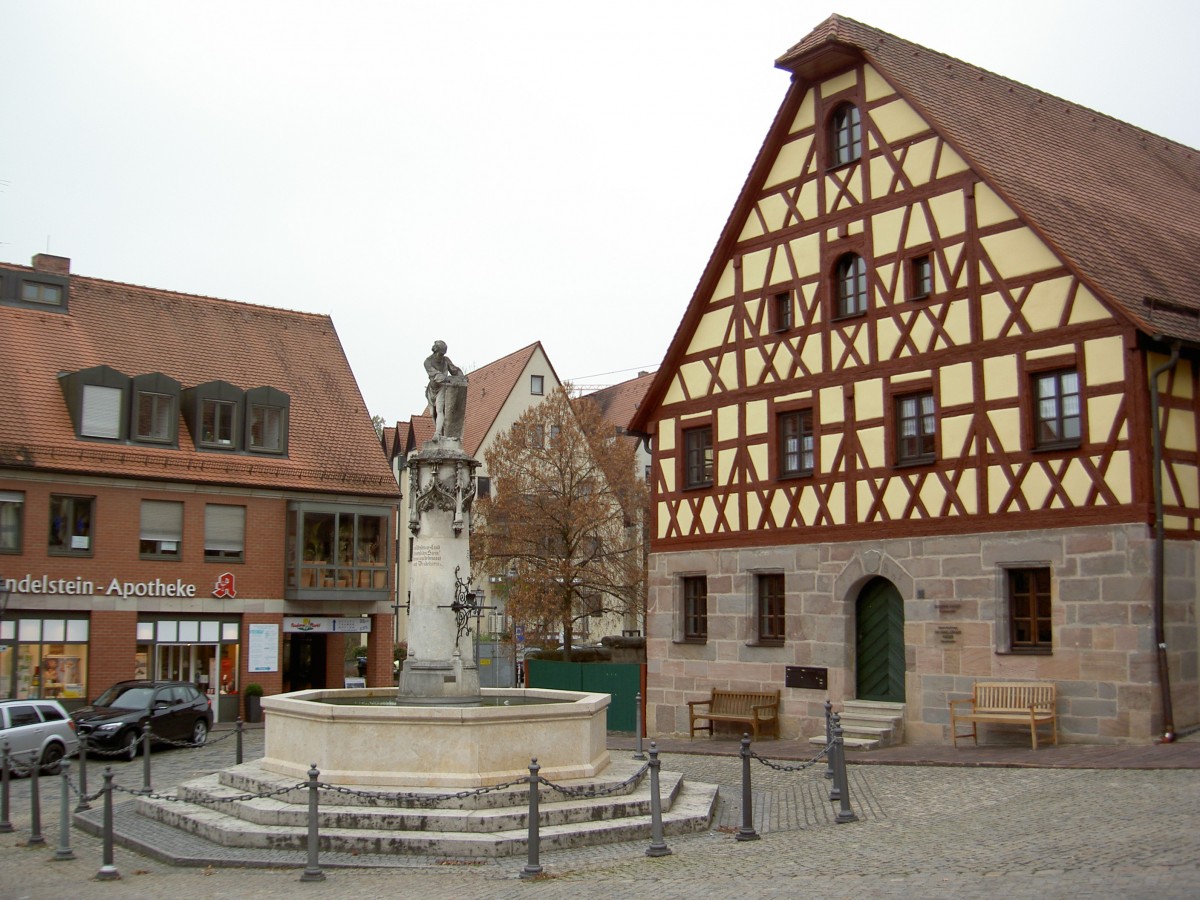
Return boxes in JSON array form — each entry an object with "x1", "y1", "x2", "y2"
[{"x1": 1, "y1": 726, "x2": 1198, "y2": 898}]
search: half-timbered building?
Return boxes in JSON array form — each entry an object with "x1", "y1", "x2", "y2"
[{"x1": 628, "y1": 16, "x2": 1200, "y2": 744}]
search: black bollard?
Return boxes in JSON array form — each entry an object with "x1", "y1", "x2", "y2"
[
  {"x1": 828, "y1": 713, "x2": 843, "y2": 802},
  {"x1": 96, "y1": 768, "x2": 120, "y2": 880},
  {"x1": 520, "y1": 758, "x2": 543, "y2": 878},
  {"x1": 645, "y1": 742, "x2": 672, "y2": 857},
  {"x1": 138, "y1": 722, "x2": 152, "y2": 795},
  {"x1": 54, "y1": 759, "x2": 76, "y2": 861},
  {"x1": 633, "y1": 692, "x2": 646, "y2": 760},
  {"x1": 832, "y1": 717, "x2": 858, "y2": 824},
  {"x1": 236, "y1": 717, "x2": 244, "y2": 766},
  {"x1": 736, "y1": 733, "x2": 759, "y2": 841},
  {"x1": 823, "y1": 699, "x2": 835, "y2": 779},
  {"x1": 75, "y1": 734, "x2": 90, "y2": 812},
  {"x1": 28, "y1": 751, "x2": 45, "y2": 846},
  {"x1": 300, "y1": 764, "x2": 325, "y2": 882},
  {"x1": 0, "y1": 743, "x2": 12, "y2": 834}
]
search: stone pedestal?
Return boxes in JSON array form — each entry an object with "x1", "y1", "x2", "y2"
[{"x1": 399, "y1": 435, "x2": 481, "y2": 705}]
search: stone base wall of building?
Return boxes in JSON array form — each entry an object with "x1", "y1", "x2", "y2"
[{"x1": 645, "y1": 523, "x2": 1199, "y2": 744}]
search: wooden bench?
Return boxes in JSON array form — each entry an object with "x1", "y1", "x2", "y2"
[
  {"x1": 688, "y1": 689, "x2": 780, "y2": 741},
  {"x1": 949, "y1": 681, "x2": 1058, "y2": 749}
]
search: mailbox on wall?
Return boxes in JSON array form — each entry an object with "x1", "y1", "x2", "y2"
[{"x1": 784, "y1": 666, "x2": 828, "y2": 691}]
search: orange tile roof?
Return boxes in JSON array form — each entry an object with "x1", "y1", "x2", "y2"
[
  {"x1": 774, "y1": 15, "x2": 1200, "y2": 342},
  {"x1": 0, "y1": 261, "x2": 397, "y2": 497},
  {"x1": 585, "y1": 371, "x2": 655, "y2": 433}
]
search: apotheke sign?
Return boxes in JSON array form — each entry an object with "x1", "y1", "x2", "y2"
[{"x1": 4, "y1": 573, "x2": 236, "y2": 600}]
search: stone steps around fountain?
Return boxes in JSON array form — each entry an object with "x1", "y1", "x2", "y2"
[{"x1": 134, "y1": 766, "x2": 718, "y2": 858}]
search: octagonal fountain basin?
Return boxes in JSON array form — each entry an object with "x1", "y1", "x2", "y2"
[{"x1": 259, "y1": 687, "x2": 611, "y2": 788}]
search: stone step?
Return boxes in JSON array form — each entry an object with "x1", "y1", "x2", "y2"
[
  {"x1": 842, "y1": 700, "x2": 907, "y2": 715},
  {"x1": 809, "y1": 734, "x2": 880, "y2": 751},
  {"x1": 132, "y1": 778, "x2": 719, "y2": 858}
]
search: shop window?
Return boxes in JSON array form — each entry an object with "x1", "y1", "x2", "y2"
[
  {"x1": 4, "y1": 617, "x2": 89, "y2": 701},
  {"x1": 0, "y1": 491, "x2": 23, "y2": 552},
  {"x1": 140, "y1": 500, "x2": 183, "y2": 558},
  {"x1": 205, "y1": 504, "x2": 246, "y2": 561},
  {"x1": 49, "y1": 495, "x2": 93, "y2": 555}
]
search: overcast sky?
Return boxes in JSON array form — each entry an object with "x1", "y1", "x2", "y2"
[{"x1": 3, "y1": 1, "x2": 1198, "y2": 426}]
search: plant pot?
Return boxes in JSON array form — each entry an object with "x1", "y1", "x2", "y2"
[{"x1": 246, "y1": 693, "x2": 263, "y2": 723}]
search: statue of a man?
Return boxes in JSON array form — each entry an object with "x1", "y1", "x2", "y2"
[{"x1": 424, "y1": 340, "x2": 465, "y2": 438}]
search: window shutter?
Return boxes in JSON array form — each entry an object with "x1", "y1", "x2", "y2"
[
  {"x1": 205, "y1": 505, "x2": 245, "y2": 552},
  {"x1": 82, "y1": 385, "x2": 122, "y2": 438},
  {"x1": 140, "y1": 501, "x2": 183, "y2": 542}
]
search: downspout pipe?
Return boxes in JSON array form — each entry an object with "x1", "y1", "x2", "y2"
[{"x1": 1149, "y1": 340, "x2": 1180, "y2": 743}]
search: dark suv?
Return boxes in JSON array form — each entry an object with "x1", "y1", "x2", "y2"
[{"x1": 72, "y1": 680, "x2": 213, "y2": 760}]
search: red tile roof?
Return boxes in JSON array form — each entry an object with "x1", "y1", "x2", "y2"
[
  {"x1": 0, "y1": 262, "x2": 397, "y2": 497},
  {"x1": 585, "y1": 371, "x2": 655, "y2": 433}
]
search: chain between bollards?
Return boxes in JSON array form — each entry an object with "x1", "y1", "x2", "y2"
[
  {"x1": 55, "y1": 759, "x2": 75, "y2": 861},
  {"x1": 633, "y1": 692, "x2": 646, "y2": 760},
  {"x1": 300, "y1": 763, "x2": 325, "y2": 882},
  {"x1": 520, "y1": 757, "x2": 542, "y2": 878},
  {"x1": 96, "y1": 767, "x2": 120, "y2": 880},
  {"x1": 0, "y1": 743, "x2": 12, "y2": 834},
  {"x1": 645, "y1": 741, "x2": 672, "y2": 857},
  {"x1": 736, "y1": 733, "x2": 759, "y2": 841}
]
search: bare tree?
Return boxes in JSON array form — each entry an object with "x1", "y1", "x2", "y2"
[{"x1": 475, "y1": 387, "x2": 647, "y2": 659}]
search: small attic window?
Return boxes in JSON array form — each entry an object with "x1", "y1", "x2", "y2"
[
  {"x1": 829, "y1": 102, "x2": 862, "y2": 167},
  {"x1": 531, "y1": 375, "x2": 544, "y2": 396},
  {"x1": 21, "y1": 280, "x2": 64, "y2": 306}
]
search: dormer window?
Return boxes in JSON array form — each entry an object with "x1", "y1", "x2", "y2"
[
  {"x1": 829, "y1": 102, "x2": 862, "y2": 167},
  {"x1": 202, "y1": 399, "x2": 236, "y2": 446},
  {"x1": 21, "y1": 280, "x2": 64, "y2": 306},
  {"x1": 182, "y1": 380, "x2": 243, "y2": 451},
  {"x1": 131, "y1": 373, "x2": 180, "y2": 446},
  {"x1": 59, "y1": 365, "x2": 130, "y2": 442},
  {"x1": 245, "y1": 386, "x2": 290, "y2": 455},
  {"x1": 82, "y1": 385, "x2": 123, "y2": 439}
]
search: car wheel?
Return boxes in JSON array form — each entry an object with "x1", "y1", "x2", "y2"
[
  {"x1": 191, "y1": 719, "x2": 209, "y2": 746},
  {"x1": 121, "y1": 729, "x2": 141, "y2": 761},
  {"x1": 39, "y1": 742, "x2": 65, "y2": 775}
]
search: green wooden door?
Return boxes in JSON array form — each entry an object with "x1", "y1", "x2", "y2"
[{"x1": 855, "y1": 577, "x2": 905, "y2": 702}]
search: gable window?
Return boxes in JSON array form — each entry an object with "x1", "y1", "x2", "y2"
[
  {"x1": 896, "y1": 391, "x2": 936, "y2": 464},
  {"x1": 0, "y1": 491, "x2": 23, "y2": 553},
  {"x1": 1008, "y1": 567, "x2": 1052, "y2": 653},
  {"x1": 835, "y1": 253, "x2": 868, "y2": 318},
  {"x1": 205, "y1": 504, "x2": 246, "y2": 561},
  {"x1": 1034, "y1": 370, "x2": 1081, "y2": 448},
  {"x1": 531, "y1": 375, "x2": 544, "y2": 396},
  {"x1": 140, "y1": 500, "x2": 183, "y2": 558},
  {"x1": 201, "y1": 399, "x2": 236, "y2": 447},
  {"x1": 476, "y1": 476, "x2": 492, "y2": 500},
  {"x1": 49, "y1": 495, "x2": 93, "y2": 554},
  {"x1": 82, "y1": 384, "x2": 123, "y2": 439},
  {"x1": 683, "y1": 425, "x2": 713, "y2": 488},
  {"x1": 682, "y1": 575, "x2": 708, "y2": 642},
  {"x1": 779, "y1": 409, "x2": 814, "y2": 477},
  {"x1": 249, "y1": 404, "x2": 284, "y2": 452},
  {"x1": 829, "y1": 102, "x2": 862, "y2": 167},
  {"x1": 136, "y1": 392, "x2": 174, "y2": 442},
  {"x1": 771, "y1": 290, "x2": 793, "y2": 331},
  {"x1": 910, "y1": 254, "x2": 933, "y2": 299},
  {"x1": 756, "y1": 573, "x2": 786, "y2": 644}
]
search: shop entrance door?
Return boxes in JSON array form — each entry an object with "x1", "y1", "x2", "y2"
[
  {"x1": 285, "y1": 634, "x2": 327, "y2": 692},
  {"x1": 155, "y1": 644, "x2": 220, "y2": 718}
]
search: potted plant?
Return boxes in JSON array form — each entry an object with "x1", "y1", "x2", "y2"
[{"x1": 244, "y1": 683, "x2": 265, "y2": 723}]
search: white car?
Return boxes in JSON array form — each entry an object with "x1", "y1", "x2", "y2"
[{"x1": 0, "y1": 698, "x2": 80, "y2": 774}]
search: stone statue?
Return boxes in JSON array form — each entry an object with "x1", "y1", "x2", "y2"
[{"x1": 424, "y1": 340, "x2": 467, "y2": 439}]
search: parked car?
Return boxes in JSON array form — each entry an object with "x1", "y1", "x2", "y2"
[
  {"x1": 0, "y1": 698, "x2": 80, "y2": 774},
  {"x1": 72, "y1": 680, "x2": 212, "y2": 761}
]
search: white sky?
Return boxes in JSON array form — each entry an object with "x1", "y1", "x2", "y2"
[{"x1": 3, "y1": 1, "x2": 1198, "y2": 426}]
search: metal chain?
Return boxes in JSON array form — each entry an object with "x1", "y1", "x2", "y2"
[
  {"x1": 749, "y1": 742, "x2": 831, "y2": 772},
  {"x1": 110, "y1": 780, "x2": 307, "y2": 805},
  {"x1": 538, "y1": 762, "x2": 650, "y2": 798},
  {"x1": 315, "y1": 774, "x2": 531, "y2": 804}
]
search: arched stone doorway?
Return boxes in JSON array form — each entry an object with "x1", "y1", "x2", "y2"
[{"x1": 855, "y1": 576, "x2": 905, "y2": 702}]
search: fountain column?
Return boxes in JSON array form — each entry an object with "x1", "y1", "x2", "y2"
[{"x1": 399, "y1": 374, "x2": 483, "y2": 704}]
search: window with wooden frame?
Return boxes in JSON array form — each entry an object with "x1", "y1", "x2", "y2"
[
  {"x1": 140, "y1": 500, "x2": 183, "y2": 558},
  {"x1": 683, "y1": 425, "x2": 713, "y2": 488},
  {"x1": 828, "y1": 102, "x2": 862, "y2": 167},
  {"x1": 778, "y1": 408, "x2": 814, "y2": 477},
  {"x1": 682, "y1": 575, "x2": 708, "y2": 642},
  {"x1": 910, "y1": 254, "x2": 933, "y2": 300},
  {"x1": 834, "y1": 253, "x2": 868, "y2": 318},
  {"x1": 771, "y1": 290, "x2": 793, "y2": 332},
  {"x1": 756, "y1": 573, "x2": 786, "y2": 644},
  {"x1": 1007, "y1": 567, "x2": 1052, "y2": 653},
  {"x1": 204, "y1": 504, "x2": 246, "y2": 561},
  {"x1": 895, "y1": 390, "x2": 936, "y2": 465},
  {"x1": 1033, "y1": 369, "x2": 1081, "y2": 449}
]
